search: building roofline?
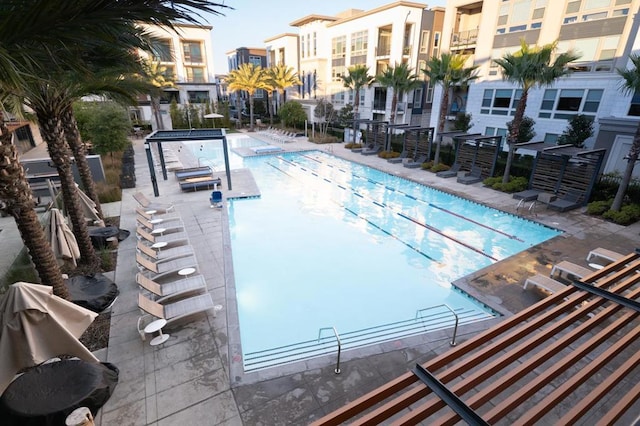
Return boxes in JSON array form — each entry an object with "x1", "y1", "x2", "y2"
[
  {"x1": 327, "y1": 1, "x2": 428, "y2": 27},
  {"x1": 289, "y1": 14, "x2": 339, "y2": 27},
  {"x1": 264, "y1": 33, "x2": 299, "y2": 43}
]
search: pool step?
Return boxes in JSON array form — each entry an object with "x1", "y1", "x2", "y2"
[{"x1": 243, "y1": 306, "x2": 493, "y2": 372}]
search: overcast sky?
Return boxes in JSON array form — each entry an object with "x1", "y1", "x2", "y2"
[{"x1": 203, "y1": 0, "x2": 446, "y2": 74}]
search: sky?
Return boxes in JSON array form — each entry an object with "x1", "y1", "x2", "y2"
[{"x1": 202, "y1": 0, "x2": 446, "y2": 74}]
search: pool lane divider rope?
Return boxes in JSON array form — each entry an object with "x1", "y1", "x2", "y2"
[
  {"x1": 267, "y1": 161, "x2": 440, "y2": 264},
  {"x1": 272, "y1": 158, "x2": 497, "y2": 262},
  {"x1": 299, "y1": 153, "x2": 522, "y2": 242}
]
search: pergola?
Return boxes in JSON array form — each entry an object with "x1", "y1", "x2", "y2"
[
  {"x1": 312, "y1": 250, "x2": 640, "y2": 425},
  {"x1": 403, "y1": 127, "x2": 435, "y2": 161},
  {"x1": 517, "y1": 141, "x2": 606, "y2": 205},
  {"x1": 144, "y1": 129, "x2": 232, "y2": 196},
  {"x1": 452, "y1": 133, "x2": 504, "y2": 178}
]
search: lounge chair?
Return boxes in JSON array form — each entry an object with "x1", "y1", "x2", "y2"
[
  {"x1": 435, "y1": 163, "x2": 461, "y2": 178},
  {"x1": 387, "y1": 151, "x2": 408, "y2": 164},
  {"x1": 586, "y1": 247, "x2": 624, "y2": 265},
  {"x1": 133, "y1": 192, "x2": 175, "y2": 213},
  {"x1": 174, "y1": 166, "x2": 213, "y2": 181},
  {"x1": 361, "y1": 144, "x2": 382, "y2": 155},
  {"x1": 137, "y1": 292, "x2": 214, "y2": 331},
  {"x1": 136, "y1": 273, "x2": 206, "y2": 302},
  {"x1": 457, "y1": 166, "x2": 483, "y2": 185},
  {"x1": 548, "y1": 191, "x2": 582, "y2": 212},
  {"x1": 403, "y1": 155, "x2": 427, "y2": 169},
  {"x1": 136, "y1": 240, "x2": 193, "y2": 261},
  {"x1": 136, "y1": 253, "x2": 198, "y2": 281},
  {"x1": 136, "y1": 227, "x2": 189, "y2": 246},
  {"x1": 136, "y1": 215, "x2": 183, "y2": 231},
  {"x1": 513, "y1": 189, "x2": 542, "y2": 202},
  {"x1": 523, "y1": 274, "x2": 567, "y2": 294},
  {"x1": 135, "y1": 206, "x2": 181, "y2": 221},
  {"x1": 179, "y1": 176, "x2": 222, "y2": 192},
  {"x1": 550, "y1": 260, "x2": 592, "y2": 281},
  {"x1": 210, "y1": 190, "x2": 223, "y2": 208}
]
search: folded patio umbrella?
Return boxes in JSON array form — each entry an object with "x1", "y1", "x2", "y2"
[
  {"x1": 75, "y1": 184, "x2": 105, "y2": 227},
  {"x1": 0, "y1": 282, "x2": 98, "y2": 395},
  {"x1": 46, "y1": 208, "x2": 81, "y2": 267}
]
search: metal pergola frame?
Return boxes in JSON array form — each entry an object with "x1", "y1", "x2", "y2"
[{"x1": 143, "y1": 129, "x2": 232, "y2": 197}]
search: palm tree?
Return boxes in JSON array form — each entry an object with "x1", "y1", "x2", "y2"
[
  {"x1": 376, "y1": 63, "x2": 423, "y2": 125},
  {"x1": 422, "y1": 53, "x2": 478, "y2": 164},
  {"x1": 341, "y1": 65, "x2": 375, "y2": 119},
  {"x1": 266, "y1": 64, "x2": 301, "y2": 116},
  {"x1": 611, "y1": 54, "x2": 640, "y2": 211},
  {"x1": 226, "y1": 63, "x2": 271, "y2": 131},
  {"x1": 139, "y1": 59, "x2": 175, "y2": 131},
  {"x1": 494, "y1": 40, "x2": 580, "y2": 184}
]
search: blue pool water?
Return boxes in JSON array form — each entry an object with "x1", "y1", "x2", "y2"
[{"x1": 186, "y1": 139, "x2": 561, "y2": 362}]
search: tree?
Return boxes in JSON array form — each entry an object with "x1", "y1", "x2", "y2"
[
  {"x1": 557, "y1": 114, "x2": 594, "y2": 148},
  {"x1": 341, "y1": 65, "x2": 375, "y2": 119},
  {"x1": 422, "y1": 53, "x2": 478, "y2": 164},
  {"x1": 612, "y1": 54, "x2": 640, "y2": 211},
  {"x1": 337, "y1": 104, "x2": 354, "y2": 128},
  {"x1": 266, "y1": 64, "x2": 301, "y2": 116},
  {"x1": 74, "y1": 101, "x2": 130, "y2": 164},
  {"x1": 494, "y1": 40, "x2": 580, "y2": 184},
  {"x1": 278, "y1": 101, "x2": 307, "y2": 129},
  {"x1": 314, "y1": 98, "x2": 336, "y2": 137},
  {"x1": 139, "y1": 59, "x2": 175, "y2": 131},
  {"x1": 506, "y1": 116, "x2": 536, "y2": 143},
  {"x1": 226, "y1": 63, "x2": 271, "y2": 131},
  {"x1": 453, "y1": 112, "x2": 473, "y2": 132},
  {"x1": 376, "y1": 63, "x2": 422, "y2": 125}
]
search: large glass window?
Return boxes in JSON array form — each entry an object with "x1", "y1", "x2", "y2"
[
  {"x1": 419, "y1": 31, "x2": 430, "y2": 53},
  {"x1": 301, "y1": 35, "x2": 305, "y2": 58},
  {"x1": 332, "y1": 36, "x2": 346, "y2": 58},
  {"x1": 539, "y1": 88, "x2": 603, "y2": 118},
  {"x1": 480, "y1": 89, "x2": 521, "y2": 116},
  {"x1": 185, "y1": 66, "x2": 205, "y2": 83},
  {"x1": 351, "y1": 31, "x2": 368, "y2": 56},
  {"x1": 493, "y1": 89, "x2": 513, "y2": 108},
  {"x1": 182, "y1": 41, "x2": 203, "y2": 63},
  {"x1": 188, "y1": 91, "x2": 210, "y2": 103},
  {"x1": 628, "y1": 90, "x2": 640, "y2": 116},
  {"x1": 249, "y1": 56, "x2": 262, "y2": 66},
  {"x1": 331, "y1": 66, "x2": 346, "y2": 82},
  {"x1": 557, "y1": 89, "x2": 583, "y2": 111},
  {"x1": 152, "y1": 39, "x2": 173, "y2": 62}
]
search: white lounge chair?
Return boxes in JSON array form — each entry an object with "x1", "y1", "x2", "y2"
[
  {"x1": 586, "y1": 247, "x2": 624, "y2": 265},
  {"x1": 137, "y1": 292, "x2": 214, "y2": 330},
  {"x1": 136, "y1": 227, "x2": 189, "y2": 245},
  {"x1": 550, "y1": 261, "x2": 592, "y2": 281},
  {"x1": 136, "y1": 253, "x2": 197, "y2": 281},
  {"x1": 135, "y1": 206, "x2": 181, "y2": 221},
  {"x1": 523, "y1": 274, "x2": 567, "y2": 294},
  {"x1": 136, "y1": 240, "x2": 193, "y2": 261},
  {"x1": 133, "y1": 192, "x2": 175, "y2": 213},
  {"x1": 136, "y1": 215, "x2": 184, "y2": 232},
  {"x1": 136, "y1": 273, "x2": 206, "y2": 302}
]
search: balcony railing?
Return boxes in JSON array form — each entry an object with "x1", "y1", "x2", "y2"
[
  {"x1": 451, "y1": 29, "x2": 478, "y2": 47},
  {"x1": 372, "y1": 101, "x2": 386, "y2": 111},
  {"x1": 375, "y1": 43, "x2": 391, "y2": 57}
]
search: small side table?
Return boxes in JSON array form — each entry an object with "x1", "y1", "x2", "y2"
[
  {"x1": 151, "y1": 241, "x2": 168, "y2": 253},
  {"x1": 145, "y1": 209, "x2": 157, "y2": 218},
  {"x1": 149, "y1": 218, "x2": 164, "y2": 225},
  {"x1": 588, "y1": 263, "x2": 604, "y2": 270},
  {"x1": 151, "y1": 227, "x2": 166, "y2": 236},
  {"x1": 144, "y1": 318, "x2": 169, "y2": 346},
  {"x1": 178, "y1": 267, "x2": 196, "y2": 278}
]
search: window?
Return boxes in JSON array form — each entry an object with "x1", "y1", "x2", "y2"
[
  {"x1": 331, "y1": 66, "x2": 346, "y2": 81},
  {"x1": 494, "y1": 89, "x2": 512, "y2": 108},
  {"x1": 485, "y1": 127, "x2": 508, "y2": 138},
  {"x1": 584, "y1": 0, "x2": 611, "y2": 9},
  {"x1": 331, "y1": 91, "x2": 345, "y2": 105},
  {"x1": 419, "y1": 30, "x2": 430, "y2": 54},
  {"x1": 426, "y1": 83, "x2": 434, "y2": 103},
  {"x1": 628, "y1": 90, "x2": 640, "y2": 116},
  {"x1": 152, "y1": 39, "x2": 173, "y2": 62},
  {"x1": 332, "y1": 36, "x2": 346, "y2": 58},
  {"x1": 182, "y1": 41, "x2": 203, "y2": 63},
  {"x1": 612, "y1": 8, "x2": 629, "y2": 16},
  {"x1": 509, "y1": 24, "x2": 527, "y2": 32},
  {"x1": 301, "y1": 35, "x2": 305, "y2": 58},
  {"x1": 583, "y1": 11, "x2": 608, "y2": 20},
  {"x1": 249, "y1": 56, "x2": 262, "y2": 66},
  {"x1": 531, "y1": 22, "x2": 542, "y2": 28},
  {"x1": 544, "y1": 133, "x2": 559, "y2": 143},
  {"x1": 413, "y1": 88, "x2": 423, "y2": 107},
  {"x1": 481, "y1": 89, "x2": 520, "y2": 115},
  {"x1": 313, "y1": 32, "x2": 317, "y2": 56},
  {"x1": 351, "y1": 31, "x2": 368, "y2": 56},
  {"x1": 564, "y1": 16, "x2": 578, "y2": 23},
  {"x1": 539, "y1": 88, "x2": 603, "y2": 118},
  {"x1": 583, "y1": 89, "x2": 603, "y2": 112},
  {"x1": 185, "y1": 66, "x2": 205, "y2": 83},
  {"x1": 307, "y1": 34, "x2": 311, "y2": 58},
  {"x1": 557, "y1": 89, "x2": 583, "y2": 111},
  {"x1": 432, "y1": 32, "x2": 440, "y2": 58},
  {"x1": 188, "y1": 91, "x2": 210, "y2": 103}
]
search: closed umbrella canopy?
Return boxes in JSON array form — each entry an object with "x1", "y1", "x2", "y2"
[
  {"x1": 46, "y1": 208, "x2": 81, "y2": 266},
  {"x1": 75, "y1": 184, "x2": 104, "y2": 227},
  {"x1": 0, "y1": 282, "x2": 98, "y2": 394}
]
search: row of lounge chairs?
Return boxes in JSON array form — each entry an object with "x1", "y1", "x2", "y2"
[
  {"x1": 132, "y1": 193, "x2": 215, "y2": 341},
  {"x1": 259, "y1": 127, "x2": 297, "y2": 143},
  {"x1": 523, "y1": 247, "x2": 624, "y2": 295},
  {"x1": 513, "y1": 188, "x2": 583, "y2": 212},
  {"x1": 174, "y1": 166, "x2": 221, "y2": 192}
]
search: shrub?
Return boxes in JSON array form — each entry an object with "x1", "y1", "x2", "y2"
[
  {"x1": 378, "y1": 151, "x2": 400, "y2": 159},
  {"x1": 602, "y1": 204, "x2": 640, "y2": 225},
  {"x1": 483, "y1": 176, "x2": 528, "y2": 193},
  {"x1": 309, "y1": 135, "x2": 339, "y2": 144},
  {"x1": 344, "y1": 143, "x2": 362, "y2": 149},
  {"x1": 586, "y1": 200, "x2": 612, "y2": 216},
  {"x1": 430, "y1": 163, "x2": 450, "y2": 173},
  {"x1": 420, "y1": 161, "x2": 435, "y2": 171}
]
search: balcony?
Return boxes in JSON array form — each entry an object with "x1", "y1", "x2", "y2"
[{"x1": 451, "y1": 29, "x2": 478, "y2": 49}]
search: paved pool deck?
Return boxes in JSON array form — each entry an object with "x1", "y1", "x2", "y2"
[{"x1": 4, "y1": 131, "x2": 639, "y2": 424}]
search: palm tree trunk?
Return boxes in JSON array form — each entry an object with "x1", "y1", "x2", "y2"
[
  {"x1": 612, "y1": 123, "x2": 640, "y2": 211},
  {"x1": 502, "y1": 89, "x2": 529, "y2": 184},
  {"x1": 434, "y1": 88, "x2": 450, "y2": 165},
  {"x1": 37, "y1": 111, "x2": 99, "y2": 268},
  {"x1": 390, "y1": 91, "x2": 398, "y2": 125},
  {"x1": 249, "y1": 94, "x2": 255, "y2": 132},
  {"x1": 61, "y1": 105, "x2": 104, "y2": 220},
  {"x1": 0, "y1": 115, "x2": 68, "y2": 299},
  {"x1": 151, "y1": 96, "x2": 164, "y2": 130}
]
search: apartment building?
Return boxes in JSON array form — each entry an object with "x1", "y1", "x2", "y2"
[
  {"x1": 134, "y1": 23, "x2": 217, "y2": 130},
  {"x1": 437, "y1": 0, "x2": 640, "y2": 176}
]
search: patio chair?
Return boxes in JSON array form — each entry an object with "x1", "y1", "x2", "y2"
[
  {"x1": 136, "y1": 215, "x2": 183, "y2": 231},
  {"x1": 136, "y1": 253, "x2": 198, "y2": 281},
  {"x1": 137, "y1": 292, "x2": 214, "y2": 332},
  {"x1": 403, "y1": 155, "x2": 427, "y2": 169},
  {"x1": 387, "y1": 151, "x2": 408, "y2": 164},
  {"x1": 136, "y1": 240, "x2": 194, "y2": 261},
  {"x1": 457, "y1": 166, "x2": 483, "y2": 185},
  {"x1": 523, "y1": 274, "x2": 567, "y2": 294},
  {"x1": 550, "y1": 260, "x2": 592, "y2": 281},
  {"x1": 132, "y1": 192, "x2": 175, "y2": 213},
  {"x1": 179, "y1": 176, "x2": 222, "y2": 192},
  {"x1": 136, "y1": 227, "x2": 189, "y2": 246},
  {"x1": 136, "y1": 272, "x2": 206, "y2": 302},
  {"x1": 135, "y1": 206, "x2": 181, "y2": 221},
  {"x1": 586, "y1": 247, "x2": 624, "y2": 265},
  {"x1": 361, "y1": 144, "x2": 382, "y2": 155},
  {"x1": 174, "y1": 166, "x2": 213, "y2": 181},
  {"x1": 210, "y1": 190, "x2": 223, "y2": 208},
  {"x1": 513, "y1": 189, "x2": 542, "y2": 202},
  {"x1": 435, "y1": 163, "x2": 461, "y2": 178},
  {"x1": 548, "y1": 191, "x2": 582, "y2": 212}
]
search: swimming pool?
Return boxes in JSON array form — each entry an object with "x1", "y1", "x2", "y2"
[{"x1": 186, "y1": 139, "x2": 561, "y2": 370}]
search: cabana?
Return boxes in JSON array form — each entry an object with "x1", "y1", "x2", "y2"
[
  {"x1": 515, "y1": 141, "x2": 606, "y2": 206},
  {"x1": 358, "y1": 120, "x2": 388, "y2": 153},
  {"x1": 403, "y1": 127, "x2": 435, "y2": 161},
  {"x1": 450, "y1": 133, "x2": 503, "y2": 179}
]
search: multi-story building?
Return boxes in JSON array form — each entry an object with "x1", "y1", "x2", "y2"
[
  {"x1": 265, "y1": 33, "x2": 301, "y2": 108},
  {"x1": 134, "y1": 23, "x2": 217, "y2": 130},
  {"x1": 437, "y1": 0, "x2": 640, "y2": 176},
  {"x1": 225, "y1": 47, "x2": 268, "y2": 116}
]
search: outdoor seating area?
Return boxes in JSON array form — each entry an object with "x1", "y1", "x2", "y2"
[
  {"x1": 132, "y1": 195, "x2": 214, "y2": 343},
  {"x1": 258, "y1": 127, "x2": 297, "y2": 143}
]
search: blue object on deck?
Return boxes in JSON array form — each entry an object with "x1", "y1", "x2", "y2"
[{"x1": 210, "y1": 190, "x2": 223, "y2": 207}]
